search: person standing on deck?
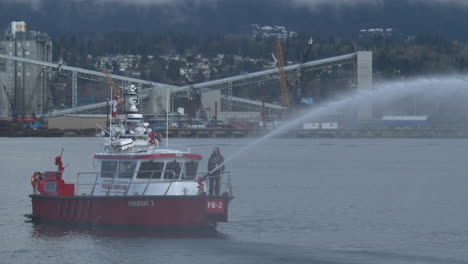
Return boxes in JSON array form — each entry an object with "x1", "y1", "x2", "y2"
[
  {"x1": 207, "y1": 147, "x2": 225, "y2": 196},
  {"x1": 30, "y1": 171, "x2": 43, "y2": 194}
]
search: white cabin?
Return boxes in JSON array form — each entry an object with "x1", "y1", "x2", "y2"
[{"x1": 77, "y1": 149, "x2": 203, "y2": 196}]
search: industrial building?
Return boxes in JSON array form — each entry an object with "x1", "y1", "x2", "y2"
[
  {"x1": 252, "y1": 24, "x2": 297, "y2": 40},
  {"x1": 0, "y1": 21, "x2": 53, "y2": 118}
]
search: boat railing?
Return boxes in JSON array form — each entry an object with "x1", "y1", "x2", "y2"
[
  {"x1": 141, "y1": 170, "x2": 175, "y2": 195},
  {"x1": 75, "y1": 170, "x2": 232, "y2": 196},
  {"x1": 76, "y1": 170, "x2": 190, "y2": 196},
  {"x1": 199, "y1": 171, "x2": 233, "y2": 197}
]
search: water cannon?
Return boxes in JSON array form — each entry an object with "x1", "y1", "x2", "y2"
[
  {"x1": 126, "y1": 97, "x2": 139, "y2": 113},
  {"x1": 129, "y1": 97, "x2": 140, "y2": 105},
  {"x1": 123, "y1": 85, "x2": 140, "y2": 113},
  {"x1": 127, "y1": 102, "x2": 137, "y2": 112},
  {"x1": 127, "y1": 85, "x2": 137, "y2": 93}
]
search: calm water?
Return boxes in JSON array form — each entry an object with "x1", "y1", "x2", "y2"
[{"x1": 1, "y1": 137, "x2": 468, "y2": 264}]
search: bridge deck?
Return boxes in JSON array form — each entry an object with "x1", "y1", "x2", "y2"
[{"x1": 0, "y1": 52, "x2": 357, "y2": 116}]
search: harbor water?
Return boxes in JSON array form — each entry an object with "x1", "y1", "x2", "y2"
[{"x1": 1, "y1": 137, "x2": 468, "y2": 264}]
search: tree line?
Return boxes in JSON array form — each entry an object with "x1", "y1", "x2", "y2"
[
  {"x1": 51, "y1": 32, "x2": 468, "y2": 106},
  {"x1": 53, "y1": 32, "x2": 468, "y2": 79}
]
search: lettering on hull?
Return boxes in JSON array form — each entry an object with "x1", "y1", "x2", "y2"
[
  {"x1": 128, "y1": 200, "x2": 155, "y2": 207},
  {"x1": 206, "y1": 199, "x2": 225, "y2": 213}
]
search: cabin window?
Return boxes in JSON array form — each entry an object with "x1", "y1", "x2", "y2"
[
  {"x1": 101, "y1": 160, "x2": 118, "y2": 178},
  {"x1": 164, "y1": 160, "x2": 181, "y2": 180},
  {"x1": 118, "y1": 161, "x2": 137, "y2": 178},
  {"x1": 137, "y1": 161, "x2": 164, "y2": 179},
  {"x1": 182, "y1": 161, "x2": 198, "y2": 180}
]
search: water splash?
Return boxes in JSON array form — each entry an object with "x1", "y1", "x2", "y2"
[{"x1": 209, "y1": 75, "x2": 468, "y2": 173}]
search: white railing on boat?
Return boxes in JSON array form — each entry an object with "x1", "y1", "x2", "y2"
[{"x1": 75, "y1": 170, "x2": 232, "y2": 197}]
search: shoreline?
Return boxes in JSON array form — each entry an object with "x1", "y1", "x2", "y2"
[{"x1": 2, "y1": 128, "x2": 468, "y2": 138}]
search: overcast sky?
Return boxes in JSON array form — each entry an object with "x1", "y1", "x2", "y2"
[
  {"x1": 3, "y1": 0, "x2": 468, "y2": 6},
  {"x1": 0, "y1": 0, "x2": 468, "y2": 6}
]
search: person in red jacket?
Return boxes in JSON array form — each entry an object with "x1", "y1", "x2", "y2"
[
  {"x1": 30, "y1": 171, "x2": 43, "y2": 194},
  {"x1": 148, "y1": 129, "x2": 162, "y2": 145}
]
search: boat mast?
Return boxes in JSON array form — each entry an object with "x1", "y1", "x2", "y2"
[
  {"x1": 103, "y1": 68, "x2": 118, "y2": 143},
  {"x1": 109, "y1": 84, "x2": 112, "y2": 142},
  {"x1": 166, "y1": 87, "x2": 169, "y2": 149}
]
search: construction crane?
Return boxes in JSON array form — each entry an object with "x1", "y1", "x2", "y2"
[
  {"x1": 102, "y1": 68, "x2": 119, "y2": 97},
  {"x1": 275, "y1": 40, "x2": 289, "y2": 106}
]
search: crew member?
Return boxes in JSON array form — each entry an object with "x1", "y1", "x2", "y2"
[
  {"x1": 55, "y1": 156, "x2": 64, "y2": 177},
  {"x1": 148, "y1": 129, "x2": 162, "y2": 145},
  {"x1": 207, "y1": 147, "x2": 225, "y2": 196},
  {"x1": 30, "y1": 171, "x2": 43, "y2": 194}
]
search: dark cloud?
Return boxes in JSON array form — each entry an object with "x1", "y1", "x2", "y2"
[
  {"x1": 2, "y1": 0, "x2": 468, "y2": 8},
  {"x1": 1, "y1": 0, "x2": 215, "y2": 5},
  {"x1": 289, "y1": 0, "x2": 468, "y2": 8},
  {"x1": 3, "y1": 0, "x2": 468, "y2": 5}
]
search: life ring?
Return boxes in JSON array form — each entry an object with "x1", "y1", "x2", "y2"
[
  {"x1": 31, "y1": 171, "x2": 43, "y2": 188},
  {"x1": 30, "y1": 174, "x2": 37, "y2": 187}
]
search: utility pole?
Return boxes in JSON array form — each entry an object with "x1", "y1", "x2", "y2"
[
  {"x1": 296, "y1": 38, "x2": 313, "y2": 102},
  {"x1": 106, "y1": 98, "x2": 109, "y2": 129},
  {"x1": 260, "y1": 82, "x2": 265, "y2": 129},
  {"x1": 214, "y1": 101, "x2": 218, "y2": 128}
]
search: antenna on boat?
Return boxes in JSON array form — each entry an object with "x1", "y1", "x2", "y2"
[
  {"x1": 102, "y1": 68, "x2": 119, "y2": 143},
  {"x1": 109, "y1": 86, "x2": 113, "y2": 142},
  {"x1": 95, "y1": 124, "x2": 110, "y2": 135},
  {"x1": 166, "y1": 87, "x2": 169, "y2": 149}
]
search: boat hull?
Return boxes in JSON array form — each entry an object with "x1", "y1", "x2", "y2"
[{"x1": 30, "y1": 195, "x2": 230, "y2": 228}]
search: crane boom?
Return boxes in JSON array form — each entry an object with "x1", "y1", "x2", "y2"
[
  {"x1": 102, "y1": 68, "x2": 119, "y2": 96},
  {"x1": 276, "y1": 40, "x2": 289, "y2": 106}
]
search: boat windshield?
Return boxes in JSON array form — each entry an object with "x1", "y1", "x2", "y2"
[
  {"x1": 101, "y1": 160, "x2": 137, "y2": 178},
  {"x1": 101, "y1": 160, "x2": 118, "y2": 178},
  {"x1": 164, "y1": 160, "x2": 182, "y2": 180},
  {"x1": 137, "y1": 161, "x2": 164, "y2": 179},
  {"x1": 182, "y1": 161, "x2": 198, "y2": 180},
  {"x1": 119, "y1": 161, "x2": 137, "y2": 178}
]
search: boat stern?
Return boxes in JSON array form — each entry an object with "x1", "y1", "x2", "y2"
[{"x1": 204, "y1": 195, "x2": 232, "y2": 223}]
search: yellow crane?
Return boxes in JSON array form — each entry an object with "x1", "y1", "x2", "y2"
[
  {"x1": 102, "y1": 68, "x2": 119, "y2": 97},
  {"x1": 276, "y1": 40, "x2": 289, "y2": 106}
]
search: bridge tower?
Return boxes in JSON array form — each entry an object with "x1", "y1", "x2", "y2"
[{"x1": 356, "y1": 51, "x2": 373, "y2": 120}]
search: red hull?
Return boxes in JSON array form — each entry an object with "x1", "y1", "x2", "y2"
[{"x1": 30, "y1": 195, "x2": 230, "y2": 228}]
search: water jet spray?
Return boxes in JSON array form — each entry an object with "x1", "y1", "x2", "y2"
[{"x1": 209, "y1": 75, "x2": 468, "y2": 174}]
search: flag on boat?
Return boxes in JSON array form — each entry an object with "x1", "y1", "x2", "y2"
[{"x1": 112, "y1": 93, "x2": 119, "y2": 117}]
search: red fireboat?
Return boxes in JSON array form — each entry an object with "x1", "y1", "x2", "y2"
[{"x1": 28, "y1": 85, "x2": 233, "y2": 230}]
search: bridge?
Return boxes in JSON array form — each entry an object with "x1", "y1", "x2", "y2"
[{"x1": 0, "y1": 51, "x2": 372, "y2": 119}]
